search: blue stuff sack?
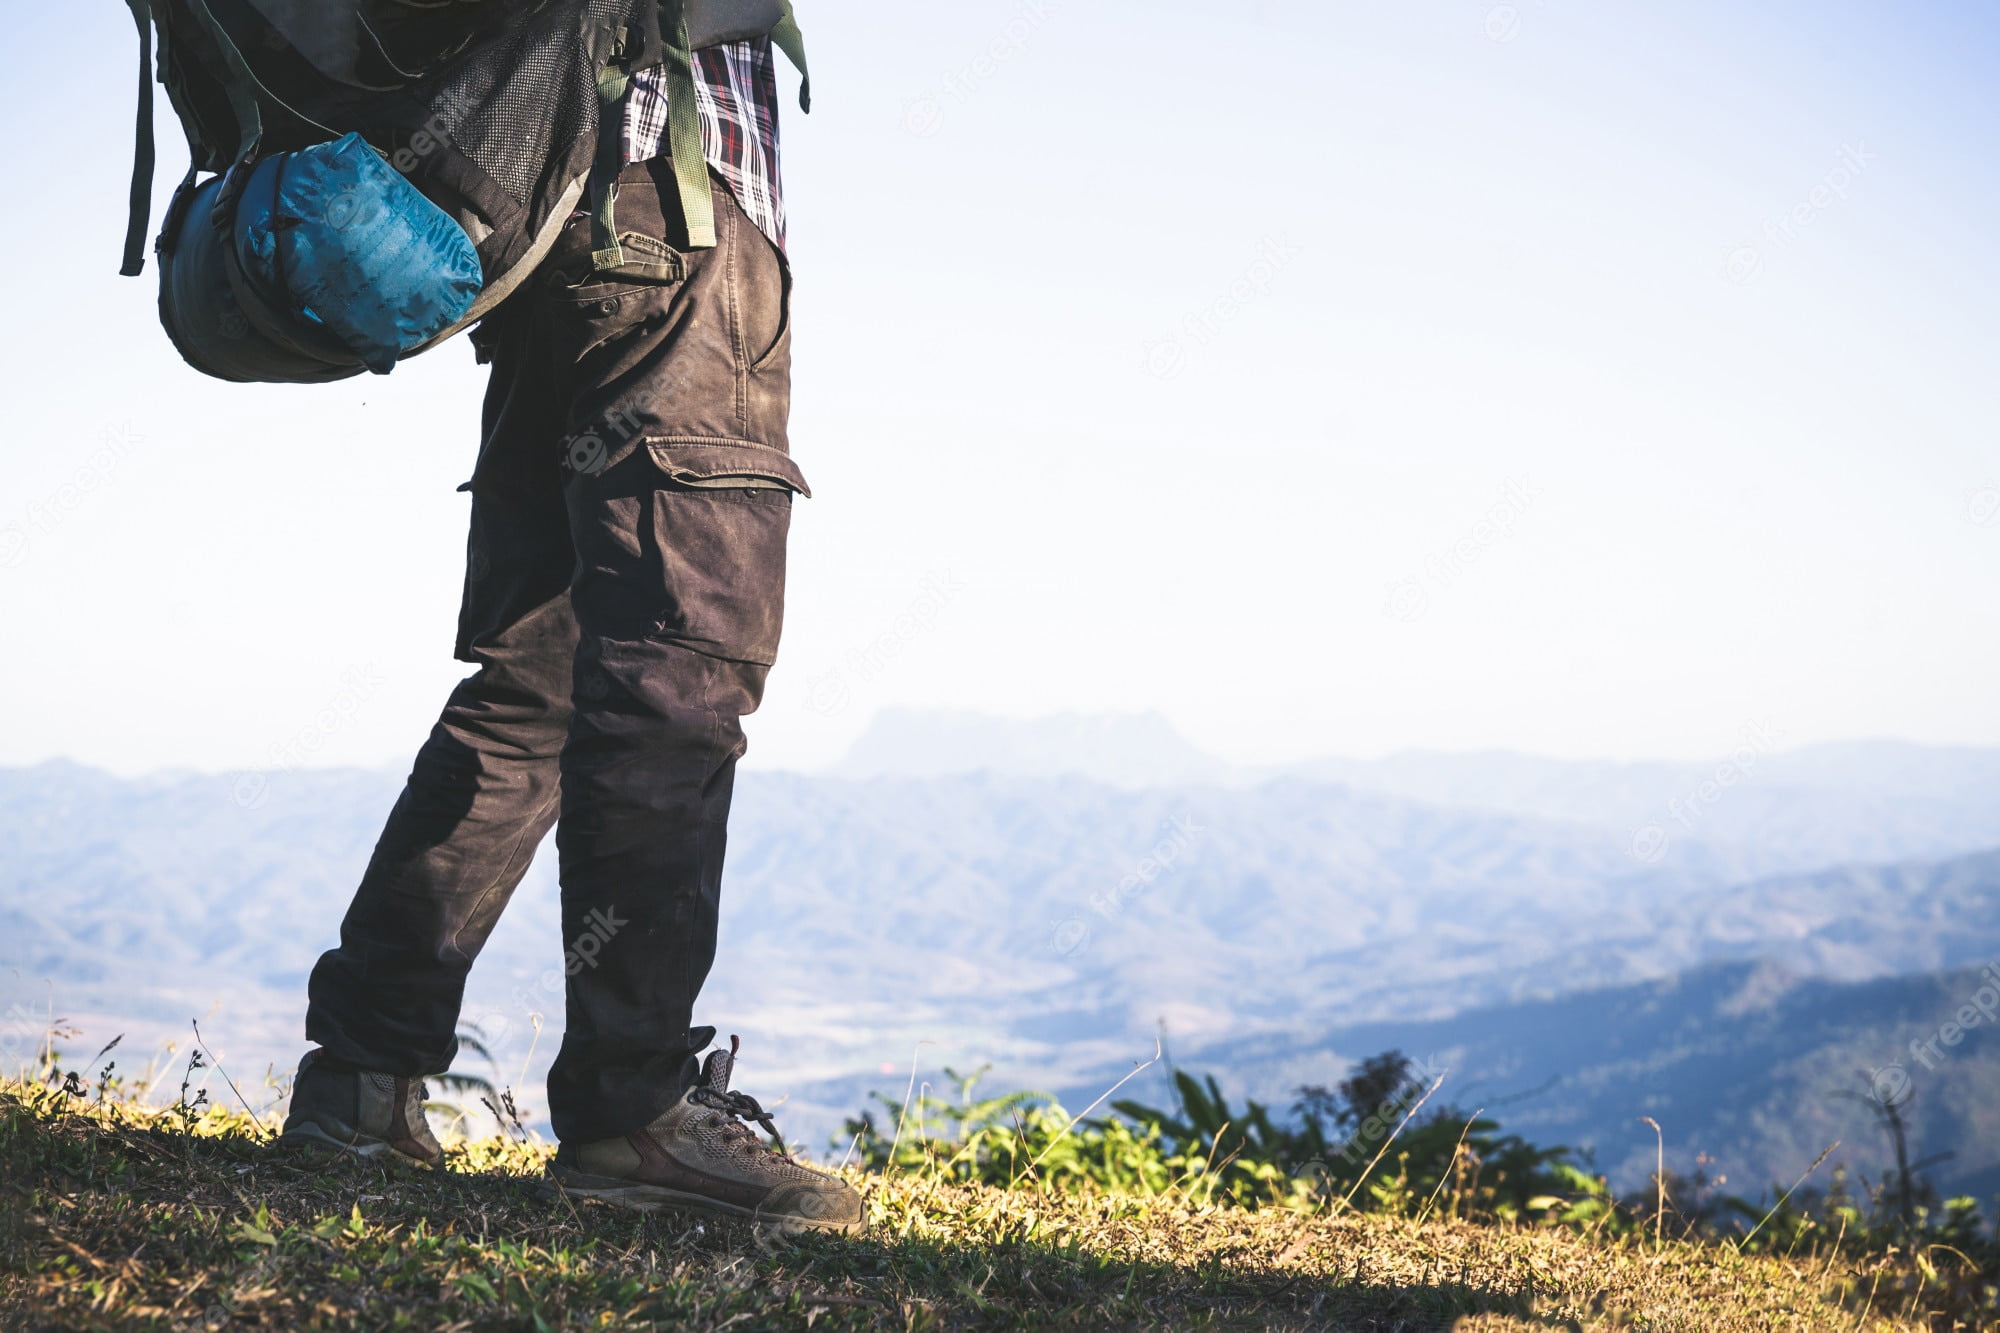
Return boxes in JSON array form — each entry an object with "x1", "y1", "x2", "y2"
[
  {"x1": 236, "y1": 134, "x2": 485, "y2": 374},
  {"x1": 159, "y1": 133, "x2": 485, "y2": 383}
]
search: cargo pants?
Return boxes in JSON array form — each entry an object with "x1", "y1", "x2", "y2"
[{"x1": 305, "y1": 161, "x2": 801, "y2": 1144}]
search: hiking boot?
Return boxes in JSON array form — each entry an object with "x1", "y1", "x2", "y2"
[
  {"x1": 280, "y1": 1050, "x2": 444, "y2": 1167},
  {"x1": 549, "y1": 1037, "x2": 863, "y2": 1232}
]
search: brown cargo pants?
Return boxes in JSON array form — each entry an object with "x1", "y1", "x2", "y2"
[{"x1": 305, "y1": 161, "x2": 803, "y2": 1144}]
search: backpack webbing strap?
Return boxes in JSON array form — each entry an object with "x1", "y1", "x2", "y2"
[
  {"x1": 120, "y1": 0, "x2": 157, "y2": 277},
  {"x1": 659, "y1": 1, "x2": 717, "y2": 250},
  {"x1": 592, "y1": 1, "x2": 804, "y2": 265},
  {"x1": 590, "y1": 60, "x2": 633, "y2": 270},
  {"x1": 771, "y1": 1, "x2": 809, "y2": 113},
  {"x1": 183, "y1": 0, "x2": 268, "y2": 159},
  {"x1": 595, "y1": 4, "x2": 715, "y2": 263},
  {"x1": 122, "y1": 0, "x2": 343, "y2": 274}
]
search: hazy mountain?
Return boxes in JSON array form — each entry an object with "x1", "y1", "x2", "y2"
[
  {"x1": 1182, "y1": 958, "x2": 2000, "y2": 1204},
  {"x1": 3, "y1": 720, "x2": 1997, "y2": 1165},
  {"x1": 832, "y1": 709, "x2": 1227, "y2": 788},
  {"x1": 830, "y1": 711, "x2": 2000, "y2": 873},
  {"x1": 1282, "y1": 740, "x2": 2000, "y2": 871}
]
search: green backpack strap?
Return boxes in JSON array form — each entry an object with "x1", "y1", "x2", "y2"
[
  {"x1": 658, "y1": 0, "x2": 717, "y2": 250},
  {"x1": 120, "y1": 0, "x2": 157, "y2": 276},
  {"x1": 590, "y1": 57, "x2": 635, "y2": 269},
  {"x1": 651, "y1": 0, "x2": 807, "y2": 253},
  {"x1": 592, "y1": 0, "x2": 814, "y2": 268},
  {"x1": 771, "y1": 0, "x2": 809, "y2": 112},
  {"x1": 595, "y1": 2, "x2": 715, "y2": 261},
  {"x1": 592, "y1": 4, "x2": 716, "y2": 266}
]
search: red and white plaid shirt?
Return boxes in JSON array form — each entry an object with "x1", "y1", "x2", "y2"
[{"x1": 624, "y1": 38, "x2": 786, "y2": 251}]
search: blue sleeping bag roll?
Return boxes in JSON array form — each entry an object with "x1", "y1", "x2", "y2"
[
  {"x1": 160, "y1": 133, "x2": 485, "y2": 383},
  {"x1": 234, "y1": 134, "x2": 484, "y2": 374}
]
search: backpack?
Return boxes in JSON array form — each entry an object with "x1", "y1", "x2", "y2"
[{"x1": 118, "y1": 0, "x2": 807, "y2": 383}]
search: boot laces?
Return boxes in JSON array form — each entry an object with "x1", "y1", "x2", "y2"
[{"x1": 690, "y1": 1086, "x2": 790, "y2": 1156}]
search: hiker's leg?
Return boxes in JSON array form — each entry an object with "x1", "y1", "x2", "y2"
[
  {"x1": 304, "y1": 296, "x2": 578, "y2": 1078},
  {"x1": 538, "y1": 166, "x2": 799, "y2": 1144}
]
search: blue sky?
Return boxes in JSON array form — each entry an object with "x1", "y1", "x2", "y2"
[{"x1": 1, "y1": 0, "x2": 1997, "y2": 774}]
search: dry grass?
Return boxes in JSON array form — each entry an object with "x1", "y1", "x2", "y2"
[{"x1": 0, "y1": 1077, "x2": 1941, "y2": 1331}]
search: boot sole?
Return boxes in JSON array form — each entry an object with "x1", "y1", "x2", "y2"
[
  {"x1": 546, "y1": 1163, "x2": 861, "y2": 1233},
  {"x1": 280, "y1": 1120, "x2": 441, "y2": 1169}
]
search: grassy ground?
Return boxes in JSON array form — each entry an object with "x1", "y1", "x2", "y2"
[{"x1": 0, "y1": 1078, "x2": 1949, "y2": 1331}]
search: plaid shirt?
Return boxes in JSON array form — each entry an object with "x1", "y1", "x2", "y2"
[{"x1": 624, "y1": 39, "x2": 786, "y2": 251}]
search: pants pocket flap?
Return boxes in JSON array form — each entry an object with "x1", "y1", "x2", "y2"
[{"x1": 646, "y1": 439, "x2": 811, "y2": 498}]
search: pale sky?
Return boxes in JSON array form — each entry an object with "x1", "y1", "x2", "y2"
[{"x1": 2, "y1": 0, "x2": 1996, "y2": 777}]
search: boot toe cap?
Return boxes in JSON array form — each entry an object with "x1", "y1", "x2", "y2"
[{"x1": 765, "y1": 1176, "x2": 864, "y2": 1230}]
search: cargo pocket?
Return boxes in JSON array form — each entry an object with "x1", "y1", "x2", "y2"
[
  {"x1": 553, "y1": 232, "x2": 687, "y2": 296},
  {"x1": 554, "y1": 246, "x2": 685, "y2": 313},
  {"x1": 548, "y1": 243, "x2": 689, "y2": 395},
  {"x1": 567, "y1": 440, "x2": 809, "y2": 667},
  {"x1": 647, "y1": 439, "x2": 811, "y2": 498}
]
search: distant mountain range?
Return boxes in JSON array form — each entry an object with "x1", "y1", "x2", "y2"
[
  {"x1": 2, "y1": 712, "x2": 1996, "y2": 1201},
  {"x1": 1199, "y1": 958, "x2": 2000, "y2": 1205},
  {"x1": 840, "y1": 709, "x2": 2000, "y2": 871}
]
